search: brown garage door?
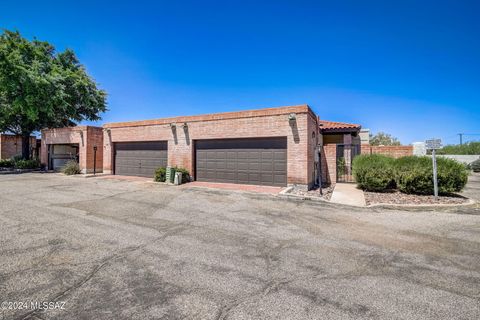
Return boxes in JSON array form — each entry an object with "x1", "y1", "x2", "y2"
[
  {"x1": 115, "y1": 141, "x2": 167, "y2": 177},
  {"x1": 195, "y1": 138, "x2": 287, "y2": 186}
]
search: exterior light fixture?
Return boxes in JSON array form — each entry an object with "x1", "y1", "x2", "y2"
[
  {"x1": 170, "y1": 123, "x2": 177, "y2": 129},
  {"x1": 288, "y1": 113, "x2": 296, "y2": 121},
  {"x1": 103, "y1": 128, "x2": 111, "y2": 133},
  {"x1": 181, "y1": 122, "x2": 188, "y2": 129}
]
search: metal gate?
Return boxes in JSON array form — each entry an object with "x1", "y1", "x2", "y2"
[{"x1": 336, "y1": 144, "x2": 360, "y2": 183}]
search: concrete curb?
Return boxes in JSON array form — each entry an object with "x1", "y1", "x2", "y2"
[
  {"x1": 366, "y1": 198, "x2": 477, "y2": 210},
  {"x1": 278, "y1": 188, "x2": 477, "y2": 210},
  {"x1": 277, "y1": 191, "x2": 330, "y2": 204},
  {"x1": 0, "y1": 169, "x2": 41, "y2": 175}
]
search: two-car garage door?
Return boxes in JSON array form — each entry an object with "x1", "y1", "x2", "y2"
[
  {"x1": 113, "y1": 138, "x2": 288, "y2": 186},
  {"x1": 115, "y1": 141, "x2": 167, "y2": 177},
  {"x1": 195, "y1": 138, "x2": 287, "y2": 187}
]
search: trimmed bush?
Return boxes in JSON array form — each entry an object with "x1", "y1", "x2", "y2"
[
  {"x1": 352, "y1": 154, "x2": 396, "y2": 191},
  {"x1": 61, "y1": 160, "x2": 81, "y2": 175},
  {"x1": 14, "y1": 159, "x2": 40, "y2": 169},
  {"x1": 0, "y1": 159, "x2": 14, "y2": 167},
  {"x1": 153, "y1": 167, "x2": 190, "y2": 183},
  {"x1": 394, "y1": 156, "x2": 468, "y2": 195},
  {"x1": 471, "y1": 159, "x2": 480, "y2": 172},
  {"x1": 154, "y1": 167, "x2": 166, "y2": 182},
  {"x1": 174, "y1": 167, "x2": 191, "y2": 184}
]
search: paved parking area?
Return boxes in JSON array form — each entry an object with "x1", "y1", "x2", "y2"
[{"x1": 0, "y1": 173, "x2": 479, "y2": 320}]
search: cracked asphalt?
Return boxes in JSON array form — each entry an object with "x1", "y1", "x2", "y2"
[{"x1": 0, "y1": 173, "x2": 479, "y2": 320}]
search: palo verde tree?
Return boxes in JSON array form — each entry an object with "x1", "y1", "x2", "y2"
[
  {"x1": 369, "y1": 131, "x2": 401, "y2": 146},
  {"x1": 0, "y1": 30, "x2": 107, "y2": 159}
]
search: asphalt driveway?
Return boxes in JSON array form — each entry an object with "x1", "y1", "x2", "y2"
[{"x1": 0, "y1": 173, "x2": 479, "y2": 320}]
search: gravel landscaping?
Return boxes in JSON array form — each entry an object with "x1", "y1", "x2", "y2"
[
  {"x1": 289, "y1": 184, "x2": 335, "y2": 200},
  {"x1": 364, "y1": 190, "x2": 469, "y2": 205}
]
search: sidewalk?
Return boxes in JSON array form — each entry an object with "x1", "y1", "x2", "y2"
[{"x1": 330, "y1": 183, "x2": 366, "y2": 207}]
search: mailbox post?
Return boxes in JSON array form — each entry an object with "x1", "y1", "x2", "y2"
[
  {"x1": 425, "y1": 139, "x2": 442, "y2": 201},
  {"x1": 93, "y1": 145, "x2": 97, "y2": 175}
]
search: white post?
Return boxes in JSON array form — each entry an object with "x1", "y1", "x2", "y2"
[{"x1": 432, "y1": 149, "x2": 438, "y2": 200}]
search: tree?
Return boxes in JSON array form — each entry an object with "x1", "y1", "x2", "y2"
[
  {"x1": 369, "y1": 132, "x2": 401, "y2": 146},
  {"x1": 0, "y1": 30, "x2": 107, "y2": 159}
]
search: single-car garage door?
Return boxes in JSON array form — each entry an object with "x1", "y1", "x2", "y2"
[
  {"x1": 115, "y1": 141, "x2": 167, "y2": 177},
  {"x1": 195, "y1": 138, "x2": 287, "y2": 186}
]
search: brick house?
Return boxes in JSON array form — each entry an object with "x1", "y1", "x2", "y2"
[
  {"x1": 41, "y1": 105, "x2": 411, "y2": 189},
  {"x1": 0, "y1": 134, "x2": 38, "y2": 160},
  {"x1": 103, "y1": 105, "x2": 319, "y2": 189},
  {"x1": 40, "y1": 126, "x2": 103, "y2": 174}
]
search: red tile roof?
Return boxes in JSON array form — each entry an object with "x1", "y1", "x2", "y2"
[{"x1": 319, "y1": 120, "x2": 361, "y2": 132}]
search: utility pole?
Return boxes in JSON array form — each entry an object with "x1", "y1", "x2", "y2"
[{"x1": 458, "y1": 133, "x2": 463, "y2": 145}]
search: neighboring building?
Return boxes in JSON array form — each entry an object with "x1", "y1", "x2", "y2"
[
  {"x1": 0, "y1": 134, "x2": 38, "y2": 160},
  {"x1": 40, "y1": 126, "x2": 103, "y2": 173},
  {"x1": 359, "y1": 128, "x2": 370, "y2": 144},
  {"x1": 103, "y1": 105, "x2": 319, "y2": 189}
]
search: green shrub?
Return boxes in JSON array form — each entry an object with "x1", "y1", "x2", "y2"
[
  {"x1": 436, "y1": 142, "x2": 480, "y2": 155},
  {"x1": 11, "y1": 155, "x2": 23, "y2": 162},
  {"x1": 154, "y1": 167, "x2": 166, "y2": 182},
  {"x1": 61, "y1": 160, "x2": 81, "y2": 175},
  {"x1": 174, "y1": 167, "x2": 191, "y2": 184},
  {"x1": 14, "y1": 159, "x2": 40, "y2": 169},
  {"x1": 153, "y1": 167, "x2": 190, "y2": 183},
  {"x1": 394, "y1": 156, "x2": 468, "y2": 195},
  {"x1": 471, "y1": 159, "x2": 480, "y2": 172},
  {"x1": 0, "y1": 159, "x2": 14, "y2": 167},
  {"x1": 352, "y1": 154, "x2": 396, "y2": 191}
]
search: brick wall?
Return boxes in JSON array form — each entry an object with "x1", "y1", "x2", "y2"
[
  {"x1": 361, "y1": 144, "x2": 413, "y2": 158},
  {"x1": 104, "y1": 105, "x2": 317, "y2": 188},
  {"x1": 85, "y1": 127, "x2": 104, "y2": 173},
  {"x1": 0, "y1": 134, "x2": 37, "y2": 159},
  {"x1": 321, "y1": 144, "x2": 336, "y2": 184},
  {"x1": 41, "y1": 126, "x2": 103, "y2": 173}
]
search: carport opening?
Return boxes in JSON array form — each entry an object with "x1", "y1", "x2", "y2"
[{"x1": 48, "y1": 144, "x2": 79, "y2": 171}]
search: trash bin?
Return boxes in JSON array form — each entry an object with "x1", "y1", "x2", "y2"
[{"x1": 174, "y1": 171, "x2": 183, "y2": 185}]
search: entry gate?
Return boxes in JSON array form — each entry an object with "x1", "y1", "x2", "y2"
[{"x1": 336, "y1": 144, "x2": 360, "y2": 183}]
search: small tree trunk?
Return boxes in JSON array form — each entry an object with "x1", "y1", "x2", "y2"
[{"x1": 21, "y1": 133, "x2": 31, "y2": 160}]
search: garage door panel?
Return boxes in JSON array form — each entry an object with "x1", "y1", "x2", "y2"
[
  {"x1": 260, "y1": 173, "x2": 274, "y2": 183},
  {"x1": 249, "y1": 162, "x2": 260, "y2": 170},
  {"x1": 274, "y1": 151, "x2": 286, "y2": 160},
  {"x1": 237, "y1": 162, "x2": 249, "y2": 170},
  {"x1": 115, "y1": 141, "x2": 167, "y2": 177},
  {"x1": 195, "y1": 138, "x2": 287, "y2": 187},
  {"x1": 274, "y1": 162, "x2": 287, "y2": 171}
]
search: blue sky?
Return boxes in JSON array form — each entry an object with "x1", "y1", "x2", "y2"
[{"x1": 1, "y1": 0, "x2": 479, "y2": 144}]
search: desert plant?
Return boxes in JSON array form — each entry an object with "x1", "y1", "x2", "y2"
[
  {"x1": 436, "y1": 142, "x2": 480, "y2": 155},
  {"x1": 61, "y1": 160, "x2": 81, "y2": 175},
  {"x1": 394, "y1": 156, "x2": 468, "y2": 195},
  {"x1": 154, "y1": 167, "x2": 166, "y2": 182},
  {"x1": 0, "y1": 159, "x2": 14, "y2": 167},
  {"x1": 14, "y1": 159, "x2": 40, "y2": 169},
  {"x1": 470, "y1": 159, "x2": 480, "y2": 172},
  {"x1": 174, "y1": 167, "x2": 191, "y2": 184},
  {"x1": 337, "y1": 157, "x2": 346, "y2": 176},
  {"x1": 352, "y1": 154, "x2": 396, "y2": 191}
]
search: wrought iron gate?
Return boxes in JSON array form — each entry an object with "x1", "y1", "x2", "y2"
[{"x1": 336, "y1": 144, "x2": 360, "y2": 183}]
